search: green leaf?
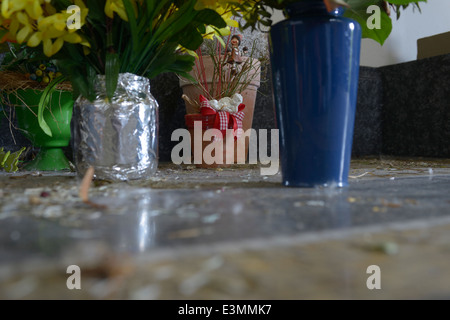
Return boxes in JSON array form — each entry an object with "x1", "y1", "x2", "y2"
[
  {"x1": 105, "y1": 52, "x2": 120, "y2": 101},
  {"x1": 69, "y1": 71, "x2": 87, "y2": 101},
  {"x1": 2, "y1": 147, "x2": 25, "y2": 172},
  {"x1": 85, "y1": 0, "x2": 107, "y2": 23},
  {"x1": 122, "y1": 0, "x2": 139, "y2": 52},
  {"x1": 146, "y1": 53, "x2": 195, "y2": 79},
  {"x1": 66, "y1": 64, "x2": 96, "y2": 102},
  {"x1": 38, "y1": 95, "x2": 53, "y2": 137},
  {"x1": 364, "y1": 11, "x2": 392, "y2": 45},
  {"x1": 150, "y1": 1, "x2": 196, "y2": 46},
  {"x1": 194, "y1": 9, "x2": 227, "y2": 29},
  {"x1": 38, "y1": 75, "x2": 67, "y2": 137},
  {"x1": 178, "y1": 29, "x2": 205, "y2": 51},
  {"x1": 344, "y1": 1, "x2": 393, "y2": 45},
  {"x1": 0, "y1": 148, "x2": 11, "y2": 167},
  {"x1": 86, "y1": 64, "x2": 97, "y2": 101},
  {"x1": 0, "y1": 32, "x2": 10, "y2": 52},
  {"x1": 386, "y1": 0, "x2": 426, "y2": 5},
  {"x1": 344, "y1": 0, "x2": 384, "y2": 11}
]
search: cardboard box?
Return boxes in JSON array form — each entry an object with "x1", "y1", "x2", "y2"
[{"x1": 417, "y1": 31, "x2": 450, "y2": 60}]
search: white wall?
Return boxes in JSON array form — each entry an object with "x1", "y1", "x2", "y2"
[
  {"x1": 270, "y1": 0, "x2": 450, "y2": 67},
  {"x1": 360, "y1": 0, "x2": 450, "y2": 67}
]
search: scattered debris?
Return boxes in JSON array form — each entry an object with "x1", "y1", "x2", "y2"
[
  {"x1": 349, "y1": 172, "x2": 370, "y2": 179},
  {"x1": 28, "y1": 196, "x2": 41, "y2": 205},
  {"x1": 40, "y1": 191, "x2": 50, "y2": 198},
  {"x1": 361, "y1": 241, "x2": 399, "y2": 255},
  {"x1": 179, "y1": 255, "x2": 223, "y2": 296},
  {"x1": 381, "y1": 199, "x2": 402, "y2": 208},
  {"x1": 306, "y1": 200, "x2": 325, "y2": 207},
  {"x1": 167, "y1": 228, "x2": 202, "y2": 239},
  {"x1": 202, "y1": 213, "x2": 221, "y2": 224},
  {"x1": 130, "y1": 284, "x2": 160, "y2": 300},
  {"x1": 372, "y1": 206, "x2": 387, "y2": 213}
]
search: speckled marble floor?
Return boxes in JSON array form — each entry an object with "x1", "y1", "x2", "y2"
[{"x1": 1, "y1": 157, "x2": 450, "y2": 300}]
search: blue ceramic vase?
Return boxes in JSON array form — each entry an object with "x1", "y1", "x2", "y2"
[{"x1": 269, "y1": 0, "x2": 362, "y2": 187}]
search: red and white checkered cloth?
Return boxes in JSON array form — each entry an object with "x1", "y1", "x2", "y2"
[{"x1": 199, "y1": 95, "x2": 245, "y2": 141}]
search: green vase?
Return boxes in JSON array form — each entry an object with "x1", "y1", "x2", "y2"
[{"x1": 9, "y1": 89, "x2": 73, "y2": 171}]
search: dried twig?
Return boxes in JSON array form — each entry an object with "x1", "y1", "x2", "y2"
[
  {"x1": 349, "y1": 172, "x2": 370, "y2": 179},
  {"x1": 79, "y1": 166, "x2": 107, "y2": 209}
]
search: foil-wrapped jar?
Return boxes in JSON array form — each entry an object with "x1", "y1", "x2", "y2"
[{"x1": 71, "y1": 73, "x2": 159, "y2": 181}]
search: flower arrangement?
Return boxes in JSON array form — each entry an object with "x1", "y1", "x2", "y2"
[{"x1": 0, "y1": 0, "x2": 235, "y2": 102}]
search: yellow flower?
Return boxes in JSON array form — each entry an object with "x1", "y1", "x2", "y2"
[
  {"x1": 1, "y1": 0, "x2": 43, "y2": 20},
  {"x1": 105, "y1": 0, "x2": 129, "y2": 21},
  {"x1": 194, "y1": 0, "x2": 229, "y2": 11},
  {"x1": 28, "y1": 28, "x2": 89, "y2": 57},
  {"x1": 195, "y1": 0, "x2": 234, "y2": 10},
  {"x1": 74, "y1": 0, "x2": 89, "y2": 26},
  {"x1": 215, "y1": 5, "x2": 239, "y2": 28},
  {"x1": 194, "y1": 0, "x2": 217, "y2": 10},
  {"x1": 0, "y1": 0, "x2": 90, "y2": 56},
  {"x1": 192, "y1": 1, "x2": 240, "y2": 42},
  {"x1": 203, "y1": 25, "x2": 230, "y2": 40},
  {"x1": 26, "y1": 11, "x2": 90, "y2": 56},
  {"x1": 15, "y1": 12, "x2": 33, "y2": 43},
  {"x1": 6, "y1": 14, "x2": 19, "y2": 38}
]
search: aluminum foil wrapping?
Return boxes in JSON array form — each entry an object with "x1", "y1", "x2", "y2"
[{"x1": 71, "y1": 73, "x2": 158, "y2": 181}]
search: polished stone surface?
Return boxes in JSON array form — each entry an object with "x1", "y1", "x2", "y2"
[{"x1": 1, "y1": 157, "x2": 450, "y2": 299}]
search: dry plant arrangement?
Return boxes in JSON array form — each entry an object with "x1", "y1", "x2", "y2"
[
  {"x1": 182, "y1": 31, "x2": 264, "y2": 113},
  {"x1": 180, "y1": 31, "x2": 265, "y2": 167}
]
